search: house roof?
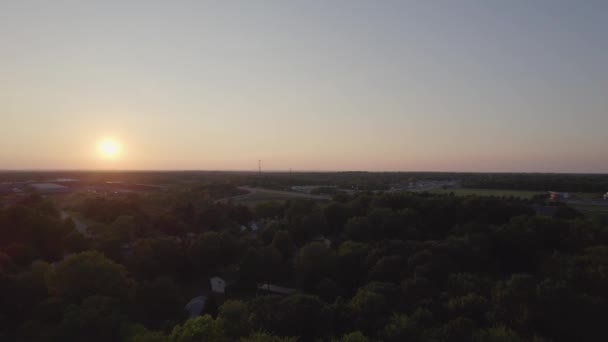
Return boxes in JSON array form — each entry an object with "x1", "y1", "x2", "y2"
[
  {"x1": 257, "y1": 283, "x2": 296, "y2": 295},
  {"x1": 185, "y1": 296, "x2": 207, "y2": 318}
]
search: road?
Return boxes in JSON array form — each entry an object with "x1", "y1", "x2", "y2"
[{"x1": 60, "y1": 211, "x2": 90, "y2": 237}]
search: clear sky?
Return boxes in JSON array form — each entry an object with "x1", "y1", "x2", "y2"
[{"x1": 1, "y1": 0, "x2": 607, "y2": 172}]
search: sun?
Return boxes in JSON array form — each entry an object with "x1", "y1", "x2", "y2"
[{"x1": 98, "y1": 139, "x2": 121, "y2": 159}]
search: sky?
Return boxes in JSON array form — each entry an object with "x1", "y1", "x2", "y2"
[{"x1": 1, "y1": 0, "x2": 607, "y2": 173}]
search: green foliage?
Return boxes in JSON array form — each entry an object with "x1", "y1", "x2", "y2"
[
  {"x1": 335, "y1": 331, "x2": 369, "y2": 342},
  {"x1": 272, "y1": 230, "x2": 296, "y2": 259},
  {"x1": 218, "y1": 300, "x2": 251, "y2": 339},
  {"x1": 295, "y1": 242, "x2": 336, "y2": 289},
  {"x1": 128, "y1": 238, "x2": 185, "y2": 279},
  {"x1": 473, "y1": 326, "x2": 523, "y2": 342},
  {"x1": 2, "y1": 175, "x2": 608, "y2": 342},
  {"x1": 349, "y1": 282, "x2": 400, "y2": 333},
  {"x1": 188, "y1": 232, "x2": 239, "y2": 274},
  {"x1": 169, "y1": 315, "x2": 226, "y2": 342},
  {"x1": 240, "y1": 332, "x2": 298, "y2": 342},
  {"x1": 46, "y1": 251, "x2": 133, "y2": 302},
  {"x1": 130, "y1": 330, "x2": 168, "y2": 342},
  {"x1": 59, "y1": 295, "x2": 129, "y2": 342},
  {"x1": 133, "y1": 277, "x2": 184, "y2": 329},
  {"x1": 62, "y1": 229, "x2": 90, "y2": 253},
  {"x1": 344, "y1": 217, "x2": 373, "y2": 242},
  {"x1": 278, "y1": 294, "x2": 332, "y2": 339}
]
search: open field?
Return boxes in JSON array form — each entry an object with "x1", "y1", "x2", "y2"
[
  {"x1": 429, "y1": 188, "x2": 544, "y2": 199},
  {"x1": 219, "y1": 186, "x2": 330, "y2": 206}
]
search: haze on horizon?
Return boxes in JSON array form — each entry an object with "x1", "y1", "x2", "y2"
[{"x1": 1, "y1": 1, "x2": 607, "y2": 173}]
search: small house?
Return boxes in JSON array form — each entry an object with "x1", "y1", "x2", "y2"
[
  {"x1": 210, "y1": 275, "x2": 238, "y2": 295},
  {"x1": 30, "y1": 183, "x2": 70, "y2": 194},
  {"x1": 210, "y1": 276, "x2": 227, "y2": 294},
  {"x1": 549, "y1": 191, "x2": 570, "y2": 202}
]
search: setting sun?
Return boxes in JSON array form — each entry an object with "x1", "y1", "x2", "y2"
[{"x1": 98, "y1": 139, "x2": 121, "y2": 159}]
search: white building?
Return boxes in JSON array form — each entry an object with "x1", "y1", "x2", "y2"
[{"x1": 210, "y1": 276, "x2": 227, "y2": 294}]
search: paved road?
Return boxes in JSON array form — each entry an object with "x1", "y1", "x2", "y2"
[{"x1": 60, "y1": 211, "x2": 90, "y2": 236}]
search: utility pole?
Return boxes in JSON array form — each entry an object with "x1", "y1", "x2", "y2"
[{"x1": 258, "y1": 160, "x2": 262, "y2": 177}]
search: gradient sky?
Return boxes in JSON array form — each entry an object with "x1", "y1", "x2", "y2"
[{"x1": 1, "y1": 1, "x2": 607, "y2": 172}]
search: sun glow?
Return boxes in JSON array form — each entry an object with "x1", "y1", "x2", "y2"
[{"x1": 98, "y1": 139, "x2": 121, "y2": 159}]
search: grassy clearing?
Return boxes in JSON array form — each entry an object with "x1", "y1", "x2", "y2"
[
  {"x1": 225, "y1": 188, "x2": 330, "y2": 206},
  {"x1": 429, "y1": 188, "x2": 544, "y2": 199}
]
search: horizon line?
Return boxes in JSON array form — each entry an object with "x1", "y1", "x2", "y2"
[{"x1": 0, "y1": 168, "x2": 607, "y2": 176}]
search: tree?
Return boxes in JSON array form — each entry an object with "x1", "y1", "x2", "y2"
[
  {"x1": 218, "y1": 300, "x2": 251, "y2": 339},
  {"x1": 272, "y1": 231, "x2": 296, "y2": 259},
  {"x1": 380, "y1": 309, "x2": 434, "y2": 342},
  {"x1": 128, "y1": 238, "x2": 185, "y2": 280},
  {"x1": 133, "y1": 277, "x2": 184, "y2": 330},
  {"x1": 277, "y1": 294, "x2": 333, "y2": 339},
  {"x1": 349, "y1": 282, "x2": 400, "y2": 334},
  {"x1": 369, "y1": 255, "x2": 406, "y2": 283},
  {"x1": 259, "y1": 246, "x2": 287, "y2": 283},
  {"x1": 59, "y1": 295, "x2": 129, "y2": 342},
  {"x1": 255, "y1": 202, "x2": 285, "y2": 220},
  {"x1": 490, "y1": 274, "x2": 536, "y2": 332},
  {"x1": 46, "y1": 251, "x2": 133, "y2": 302},
  {"x1": 248, "y1": 295, "x2": 283, "y2": 333},
  {"x1": 344, "y1": 217, "x2": 373, "y2": 242},
  {"x1": 473, "y1": 326, "x2": 523, "y2": 342},
  {"x1": 290, "y1": 209, "x2": 327, "y2": 246},
  {"x1": 241, "y1": 332, "x2": 297, "y2": 342},
  {"x1": 169, "y1": 315, "x2": 226, "y2": 342},
  {"x1": 130, "y1": 330, "x2": 167, "y2": 342},
  {"x1": 446, "y1": 293, "x2": 489, "y2": 323},
  {"x1": 439, "y1": 317, "x2": 476, "y2": 342},
  {"x1": 295, "y1": 242, "x2": 336, "y2": 289},
  {"x1": 324, "y1": 202, "x2": 352, "y2": 235},
  {"x1": 336, "y1": 241, "x2": 370, "y2": 292},
  {"x1": 188, "y1": 232, "x2": 239, "y2": 274},
  {"x1": 335, "y1": 331, "x2": 369, "y2": 342},
  {"x1": 62, "y1": 230, "x2": 90, "y2": 254}
]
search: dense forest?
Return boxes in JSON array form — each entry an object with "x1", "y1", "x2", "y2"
[
  {"x1": 3, "y1": 171, "x2": 608, "y2": 193},
  {"x1": 1, "y1": 180, "x2": 607, "y2": 341}
]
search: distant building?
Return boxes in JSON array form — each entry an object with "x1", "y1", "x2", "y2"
[
  {"x1": 210, "y1": 276, "x2": 227, "y2": 294},
  {"x1": 210, "y1": 275, "x2": 237, "y2": 294},
  {"x1": 0, "y1": 183, "x2": 26, "y2": 194},
  {"x1": 549, "y1": 191, "x2": 570, "y2": 202},
  {"x1": 185, "y1": 296, "x2": 207, "y2": 318},
  {"x1": 30, "y1": 183, "x2": 70, "y2": 194}
]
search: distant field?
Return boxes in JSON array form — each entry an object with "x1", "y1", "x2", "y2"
[
  {"x1": 429, "y1": 188, "x2": 544, "y2": 199},
  {"x1": 220, "y1": 187, "x2": 330, "y2": 206}
]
